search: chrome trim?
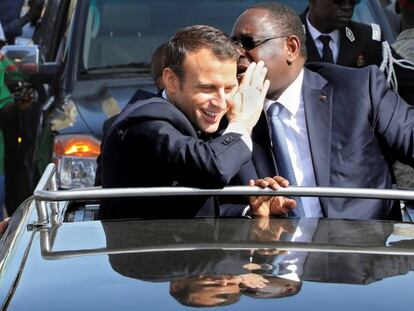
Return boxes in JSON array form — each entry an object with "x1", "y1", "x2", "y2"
[
  {"x1": 39, "y1": 228, "x2": 414, "y2": 260},
  {"x1": 34, "y1": 164, "x2": 57, "y2": 225},
  {"x1": 33, "y1": 163, "x2": 414, "y2": 226},
  {"x1": 35, "y1": 186, "x2": 414, "y2": 201}
]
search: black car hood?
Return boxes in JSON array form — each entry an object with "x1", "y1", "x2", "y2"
[
  {"x1": 4, "y1": 218, "x2": 414, "y2": 310},
  {"x1": 71, "y1": 76, "x2": 158, "y2": 139}
]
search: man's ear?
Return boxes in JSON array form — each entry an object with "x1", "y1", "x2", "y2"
[
  {"x1": 163, "y1": 67, "x2": 179, "y2": 94},
  {"x1": 285, "y1": 35, "x2": 301, "y2": 64}
]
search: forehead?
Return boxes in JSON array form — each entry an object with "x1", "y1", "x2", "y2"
[
  {"x1": 232, "y1": 8, "x2": 275, "y2": 35},
  {"x1": 183, "y1": 48, "x2": 237, "y2": 82}
]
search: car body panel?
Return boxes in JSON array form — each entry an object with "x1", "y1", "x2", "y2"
[
  {"x1": 1, "y1": 214, "x2": 414, "y2": 310},
  {"x1": 2, "y1": 164, "x2": 414, "y2": 309},
  {"x1": 70, "y1": 77, "x2": 155, "y2": 138}
]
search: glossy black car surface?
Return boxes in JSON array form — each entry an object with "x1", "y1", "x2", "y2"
[{"x1": 1, "y1": 194, "x2": 414, "y2": 310}]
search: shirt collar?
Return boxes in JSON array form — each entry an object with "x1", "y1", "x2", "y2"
[
  {"x1": 161, "y1": 89, "x2": 167, "y2": 100},
  {"x1": 0, "y1": 22, "x2": 5, "y2": 42},
  {"x1": 306, "y1": 12, "x2": 340, "y2": 46},
  {"x1": 264, "y1": 68, "x2": 304, "y2": 116}
]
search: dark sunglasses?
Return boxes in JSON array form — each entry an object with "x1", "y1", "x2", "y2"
[{"x1": 232, "y1": 35, "x2": 288, "y2": 51}]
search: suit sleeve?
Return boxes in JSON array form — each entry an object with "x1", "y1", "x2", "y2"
[
  {"x1": 123, "y1": 119, "x2": 252, "y2": 188},
  {"x1": 370, "y1": 66, "x2": 414, "y2": 166}
]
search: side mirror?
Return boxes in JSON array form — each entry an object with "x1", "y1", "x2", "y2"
[
  {"x1": 1, "y1": 45, "x2": 39, "y2": 74},
  {"x1": 1, "y1": 44, "x2": 58, "y2": 84}
]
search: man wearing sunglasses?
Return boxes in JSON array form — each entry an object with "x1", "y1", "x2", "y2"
[
  {"x1": 300, "y1": 0, "x2": 414, "y2": 105},
  {"x1": 231, "y1": 2, "x2": 414, "y2": 220}
]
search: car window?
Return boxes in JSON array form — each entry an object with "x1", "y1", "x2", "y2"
[
  {"x1": 79, "y1": 0, "x2": 395, "y2": 74},
  {"x1": 80, "y1": 0, "x2": 307, "y2": 71}
]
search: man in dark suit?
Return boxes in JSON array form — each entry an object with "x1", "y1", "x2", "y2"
[
  {"x1": 300, "y1": 0, "x2": 414, "y2": 106},
  {"x1": 231, "y1": 2, "x2": 414, "y2": 220},
  {"x1": 99, "y1": 25, "x2": 295, "y2": 220}
]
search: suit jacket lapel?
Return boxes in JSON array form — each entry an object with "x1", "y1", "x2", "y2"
[{"x1": 302, "y1": 68, "x2": 332, "y2": 188}]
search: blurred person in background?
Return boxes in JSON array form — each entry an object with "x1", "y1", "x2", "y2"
[
  {"x1": 150, "y1": 43, "x2": 167, "y2": 91},
  {"x1": 0, "y1": 0, "x2": 44, "y2": 44},
  {"x1": 0, "y1": 24, "x2": 38, "y2": 216},
  {"x1": 393, "y1": 0, "x2": 414, "y2": 61},
  {"x1": 301, "y1": 0, "x2": 414, "y2": 106}
]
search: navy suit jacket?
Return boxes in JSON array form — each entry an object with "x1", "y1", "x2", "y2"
[
  {"x1": 99, "y1": 90, "x2": 252, "y2": 219},
  {"x1": 244, "y1": 63, "x2": 414, "y2": 220}
]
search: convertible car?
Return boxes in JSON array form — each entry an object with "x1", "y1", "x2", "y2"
[{"x1": 1, "y1": 163, "x2": 414, "y2": 310}]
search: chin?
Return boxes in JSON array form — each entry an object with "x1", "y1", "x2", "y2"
[{"x1": 202, "y1": 124, "x2": 220, "y2": 134}]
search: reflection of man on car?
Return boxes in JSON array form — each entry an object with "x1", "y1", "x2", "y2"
[
  {"x1": 103, "y1": 217, "x2": 414, "y2": 308},
  {"x1": 99, "y1": 25, "x2": 295, "y2": 220},
  {"x1": 170, "y1": 274, "x2": 268, "y2": 307}
]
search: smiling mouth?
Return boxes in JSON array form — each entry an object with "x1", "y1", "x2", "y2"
[{"x1": 201, "y1": 109, "x2": 220, "y2": 123}]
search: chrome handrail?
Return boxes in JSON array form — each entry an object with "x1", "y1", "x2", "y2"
[
  {"x1": 34, "y1": 163, "x2": 58, "y2": 225},
  {"x1": 34, "y1": 186, "x2": 414, "y2": 201},
  {"x1": 33, "y1": 163, "x2": 414, "y2": 225}
]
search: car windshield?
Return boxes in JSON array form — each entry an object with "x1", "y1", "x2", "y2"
[
  {"x1": 80, "y1": 0, "x2": 305, "y2": 72},
  {"x1": 80, "y1": 0, "x2": 378, "y2": 74}
]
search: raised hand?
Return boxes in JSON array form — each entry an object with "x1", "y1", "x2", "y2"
[{"x1": 227, "y1": 61, "x2": 269, "y2": 134}]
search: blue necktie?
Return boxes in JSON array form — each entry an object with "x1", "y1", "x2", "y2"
[{"x1": 267, "y1": 103, "x2": 305, "y2": 217}]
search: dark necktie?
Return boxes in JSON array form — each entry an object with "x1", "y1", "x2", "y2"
[
  {"x1": 267, "y1": 103, "x2": 305, "y2": 217},
  {"x1": 318, "y1": 35, "x2": 334, "y2": 63}
]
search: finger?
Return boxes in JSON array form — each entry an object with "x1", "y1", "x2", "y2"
[
  {"x1": 229, "y1": 92, "x2": 241, "y2": 112},
  {"x1": 250, "y1": 60, "x2": 265, "y2": 89},
  {"x1": 262, "y1": 176, "x2": 281, "y2": 190},
  {"x1": 272, "y1": 176, "x2": 290, "y2": 187},
  {"x1": 260, "y1": 79, "x2": 270, "y2": 102},
  {"x1": 257, "y1": 66, "x2": 268, "y2": 89},
  {"x1": 284, "y1": 198, "x2": 297, "y2": 209},
  {"x1": 239, "y1": 62, "x2": 256, "y2": 91},
  {"x1": 0, "y1": 218, "x2": 10, "y2": 234},
  {"x1": 254, "y1": 178, "x2": 270, "y2": 188},
  {"x1": 249, "y1": 179, "x2": 255, "y2": 187},
  {"x1": 269, "y1": 197, "x2": 293, "y2": 215}
]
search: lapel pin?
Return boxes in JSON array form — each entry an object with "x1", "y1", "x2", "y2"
[{"x1": 357, "y1": 55, "x2": 365, "y2": 67}]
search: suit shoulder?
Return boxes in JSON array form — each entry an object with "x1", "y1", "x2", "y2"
[
  {"x1": 305, "y1": 62, "x2": 373, "y2": 82},
  {"x1": 346, "y1": 21, "x2": 383, "y2": 42}
]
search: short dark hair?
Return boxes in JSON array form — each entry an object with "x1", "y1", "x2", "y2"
[
  {"x1": 164, "y1": 25, "x2": 239, "y2": 81},
  {"x1": 150, "y1": 43, "x2": 167, "y2": 83},
  {"x1": 249, "y1": 2, "x2": 307, "y2": 58}
]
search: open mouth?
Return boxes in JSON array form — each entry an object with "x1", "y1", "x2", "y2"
[{"x1": 201, "y1": 109, "x2": 220, "y2": 123}]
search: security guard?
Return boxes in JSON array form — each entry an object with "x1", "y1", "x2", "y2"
[{"x1": 300, "y1": 0, "x2": 414, "y2": 105}]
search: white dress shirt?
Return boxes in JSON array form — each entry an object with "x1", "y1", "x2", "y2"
[
  {"x1": 306, "y1": 13, "x2": 340, "y2": 64},
  {"x1": 0, "y1": 22, "x2": 5, "y2": 42},
  {"x1": 264, "y1": 69, "x2": 323, "y2": 217},
  {"x1": 273, "y1": 218, "x2": 319, "y2": 281}
]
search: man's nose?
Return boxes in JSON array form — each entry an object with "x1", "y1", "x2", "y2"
[{"x1": 213, "y1": 89, "x2": 227, "y2": 109}]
